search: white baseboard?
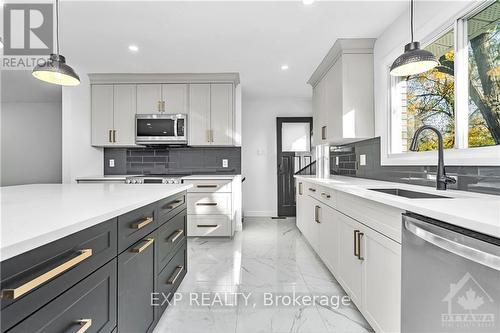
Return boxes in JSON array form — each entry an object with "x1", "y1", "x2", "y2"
[{"x1": 244, "y1": 210, "x2": 275, "y2": 217}]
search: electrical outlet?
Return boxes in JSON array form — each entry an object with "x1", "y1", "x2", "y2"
[
  {"x1": 222, "y1": 159, "x2": 228, "y2": 168},
  {"x1": 360, "y1": 154, "x2": 366, "y2": 166},
  {"x1": 109, "y1": 159, "x2": 115, "y2": 168},
  {"x1": 335, "y1": 156, "x2": 339, "y2": 166}
]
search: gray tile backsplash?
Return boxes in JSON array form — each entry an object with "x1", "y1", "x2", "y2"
[
  {"x1": 330, "y1": 137, "x2": 500, "y2": 196},
  {"x1": 104, "y1": 147, "x2": 241, "y2": 175}
]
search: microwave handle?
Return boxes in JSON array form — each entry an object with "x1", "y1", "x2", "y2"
[{"x1": 174, "y1": 118, "x2": 178, "y2": 137}]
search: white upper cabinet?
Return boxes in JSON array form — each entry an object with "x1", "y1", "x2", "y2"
[
  {"x1": 189, "y1": 84, "x2": 211, "y2": 145},
  {"x1": 136, "y1": 84, "x2": 162, "y2": 114},
  {"x1": 113, "y1": 85, "x2": 137, "y2": 145},
  {"x1": 91, "y1": 85, "x2": 114, "y2": 146},
  {"x1": 162, "y1": 84, "x2": 188, "y2": 114},
  {"x1": 308, "y1": 39, "x2": 375, "y2": 145},
  {"x1": 210, "y1": 84, "x2": 233, "y2": 146}
]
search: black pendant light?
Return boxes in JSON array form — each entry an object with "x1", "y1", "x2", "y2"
[
  {"x1": 390, "y1": 0, "x2": 438, "y2": 76},
  {"x1": 32, "y1": 0, "x2": 80, "y2": 86}
]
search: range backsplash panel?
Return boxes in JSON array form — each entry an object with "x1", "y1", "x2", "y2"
[
  {"x1": 330, "y1": 137, "x2": 500, "y2": 196},
  {"x1": 104, "y1": 147, "x2": 241, "y2": 175}
]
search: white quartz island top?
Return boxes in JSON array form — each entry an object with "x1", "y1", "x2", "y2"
[
  {"x1": 0, "y1": 183, "x2": 192, "y2": 261},
  {"x1": 182, "y1": 174, "x2": 240, "y2": 180},
  {"x1": 295, "y1": 175, "x2": 500, "y2": 238}
]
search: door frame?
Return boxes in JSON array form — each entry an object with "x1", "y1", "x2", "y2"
[{"x1": 276, "y1": 117, "x2": 313, "y2": 217}]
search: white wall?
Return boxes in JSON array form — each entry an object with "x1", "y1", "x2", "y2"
[
  {"x1": 241, "y1": 95, "x2": 312, "y2": 217},
  {"x1": 62, "y1": 75, "x2": 103, "y2": 183},
  {"x1": 373, "y1": 0, "x2": 481, "y2": 165}
]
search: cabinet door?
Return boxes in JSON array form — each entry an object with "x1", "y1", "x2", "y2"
[
  {"x1": 137, "y1": 84, "x2": 162, "y2": 114},
  {"x1": 188, "y1": 84, "x2": 211, "y2": 146},
  {"x1": 362, "y1": 227, "x2": 401, "y2": 333},
  {"x1": 113, "y1": 85, "x2": 136, "y2": 145},
  {"x1": 162, "y1": 84, "x2": 188, "y2": 114},
  {"x1": 319, "y1": 204, "x2": 339, "y2": 275},
  {"x1": 118, "y1": 236, "x2": 156, "y2": 333},
  {"x1": 296, "y1": 181, "x2": 306, "y2": 234},
  {"x1": 312, "y1": 81, "x2": 323, "y2": 145},
  {"x1": 91, "y1": 85, "x2": 114, "y2": 146},
  {"x1": 337, "y1": 213, "x2": 363, "y2": 306},
  {"x1": 210, "y1": 83, "x2": 233, "y2": 145},
  {"x1": 325, "y1": 59, "x2": 342, "y2": 142}
]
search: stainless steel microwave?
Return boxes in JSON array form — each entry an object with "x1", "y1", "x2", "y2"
[{"x1": 135, "y1": 114, "x2": 187, "y2": 145}]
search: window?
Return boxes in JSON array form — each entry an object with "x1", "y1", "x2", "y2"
[
  {"x1": 467, "y1": 3, "x2": 500, "y2": 148},
  {"x1": 390, "y1": 2, "x2": 500, "y2": 156}
]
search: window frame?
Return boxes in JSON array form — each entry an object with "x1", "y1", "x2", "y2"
[{"x1": 383, "y1": 0, "x2": 500, "y2": 166}]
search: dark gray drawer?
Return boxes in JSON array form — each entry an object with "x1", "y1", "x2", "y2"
[
  {"x1": 156, "y1": 192, "x2": 186, "y2": 226},
  {"x1": 118, "y1": 232, "x2": 156, "y2": 333},
  {"x1": 1, "y1": 219, "x2": 117, "y2": 332},
  {"x1": 118, "y1": 203, "x2": 157, "y2": 253},
  {"x1": 9, "y1": 259, "x2": 117, "y2": 333},
  {"x1": 156, "y1": 209, "x2": 186, "y2": 274},
  {"x1": 156, "y1": 242, "x2": 187, "y2": 319}
]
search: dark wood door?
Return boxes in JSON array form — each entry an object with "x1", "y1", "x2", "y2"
[{"x1": 276, "y1": 117, "x2": 313, "y2": 217}]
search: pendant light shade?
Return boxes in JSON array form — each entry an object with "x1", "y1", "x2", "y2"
[
  {"x1": 390, "y1": 0, "x2": 438, "y2": 76},
  {"x1": 32, "y1": 54, "x2": 80, "y2": 86},
  {"x1": 32, "y1": 0, "x2": 80, "y2": 86}
]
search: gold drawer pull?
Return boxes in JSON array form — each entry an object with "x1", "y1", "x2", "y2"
[
  {"x1": 131, "y1": 217, "x2": 153, "y2": 229},
  {"x1": 308, "y1": 187, "x2": 316, "y2": 192},
  {"x1": 197, "y1": 224, "x2": 218, "y2": 228},
  {"x1": 167, "y1": 266, "x2": 184, "y2": 285},
  {"x1": 76, "y1": 319, "x2": 92, "y2": 333},
  {"x1": 131, "y1": 238, "x2": 154, "y2": 253},
  {"x1": 314, "y1": 205, "x2": 321, "y2": 223},
  {"x1": 165, "y1": 199, "x2": 183, "y2": 210},
  {"x1": 357, "y1": 232, "x2": 365, "y2": 261},
  {"x1": 321, "y1": 192, "x2": 331, "y2": 199},
  {"x1": 196, "y1": 202, "x2": 217, "y2": 206},
  {"x1": 1, "y1": 249, "x2": 92, "y2": 300},
  {"x1": 168, "y1": 229, "x2": 184, "y2": 243},
  {"x1": 353, "y1": 230, "x2": 360, "y2": 257},
  {"x1": 197, "y1": 184, "x2": 218, "y2": 188}
]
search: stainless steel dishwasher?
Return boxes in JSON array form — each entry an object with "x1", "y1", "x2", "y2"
[{"x1": 402, "y1": 213, "x2": 500, "y2": 333}]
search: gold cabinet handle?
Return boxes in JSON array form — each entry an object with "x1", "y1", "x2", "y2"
[
  {"x1": 112, "y1": 130, "x2": 116, "y2": 143},
  {"x1": 210, "y1": 129, "x2": 214, "y2": 143},
  {"x1": 167, "y1": 266, "x2": 184, "y2": 285},
  {"x1": 207, "y1": 130, "x2": 211, "y2": 143},
  {"x1": 357, "y1": 232, "x2": 364, "y2": 261},
  {"x1": 108, "y1": 130, "x2": 112, "y2": 143},
  {"x1": 353, "y1": 230, "x2": 360, "y2": 257},
  {"x1": 321, "y1": 192, "x2": 331, "y2": 199},
  {"x1": 168, "y1": 229, "x2": 184, "y2": 243},
  {"x1": 131, "y1": 217, "x2": 153, "y2": 229},
  {"x1": 298, "y1": 182, "x2": 303, "y2": 195},
  {"x1": 131, "y1": 238, "x2": 154, "y2": 253},
  {"x1": 164, "y1": 199, "x2": 183, "y2": 210},
  {"x1": 158, "y1": 101, "x2": 162, "y2": 112},
  {"x1": 1, "y1": 249, "x2": 92, "y2": 300},
  {"x1": 314, "y1": 205, "x2": 321, "y2": 223},
  {"x1": 321, "y1": 126, "x2": 327, "y2": 140},
  {"x1": 196, "y1": 202, "x2": 217, "y2": 206},
  {"x1": 308, "y1": 187, "x2": 316, "y2": 192},
  {"x1": 162, "y1": 101, "x2": 166, "y2": 112},
  {"x1": 76, "y1": 319, "x2": 92, "y2": 333},
  {"x1": 197, "y1": 184, "x2": 217, "y2": 188},
  {"x1": 197, "y1": 224, "x2": 218, "y2": 228}
]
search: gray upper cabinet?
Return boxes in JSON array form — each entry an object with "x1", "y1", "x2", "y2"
[
  {"x1": 91, "y1": 84, "x2": 137, "y2": 147},
  {"x1": 137, "y1": 84, "x2": 162, "y2": 114},
  {"x1": 189, "y1": 84, "x2": 211, "y2": 145},
  {"x1": 162, "y1": 84, "x2": 188, "y2": 114}
]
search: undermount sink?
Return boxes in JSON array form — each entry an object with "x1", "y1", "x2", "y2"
[{"x1": 368, "y1": 188, "x2": 452, "y2": 199}]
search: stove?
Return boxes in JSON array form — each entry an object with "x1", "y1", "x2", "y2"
[{"x1": 125, "y1": 175, "x2": 184, "y2": 184}]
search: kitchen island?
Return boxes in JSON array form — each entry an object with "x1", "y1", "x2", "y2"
[{"x1": 1, "y1": 183, "x2": 191, "y2": 333}]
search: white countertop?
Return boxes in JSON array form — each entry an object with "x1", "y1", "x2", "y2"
[
  {"x1": 182, "y1": 175, "x2": 240, "y2": 180},
  {"x1": 295, "y1": 175, "x2": 500, "y2": 238},
  {"x1": 75, "y1": 174, "x2": 240, "y2": 182},
  {"x1": 0, "y1": 183, "x2": 192, "y2": 261}
]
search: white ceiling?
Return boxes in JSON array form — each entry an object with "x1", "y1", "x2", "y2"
[{"x1": 56, "y1": 1, "x2": 407, "y2": 98}]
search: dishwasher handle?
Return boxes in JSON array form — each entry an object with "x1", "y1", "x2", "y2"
[{"x1": 404, "y1": 218, "x2": 500, "y2": 271}]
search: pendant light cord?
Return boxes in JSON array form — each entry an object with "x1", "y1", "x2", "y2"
[
  {"x1": 410, "y1": 0, "x2": 414, "y2": 43},
  {"x1": 55, "y1": 0, "x2": 60, "y2": 55}
]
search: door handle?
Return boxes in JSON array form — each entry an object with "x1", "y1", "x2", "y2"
[
  {"x1": 168, "y1": 229, "x2": 184, "y2": 243},
  {"x1": 321, "y1": 126, "x2": 327, "y2": 140},
  {"x1": 298, "y1": 182, "x2": 303, "y2": 195},
  {"x1": 1, "y1": 249, "x2": 92, "y2": 300},
  {"x1": 158, "y1": 101, "x2": 162, "y2": 112},
  {"x1": 162, "y1": 101, "x2": 166, "y2": 112},
  {"x1": 76, "y1": 319, "x2": 92, "y2": 333},
  {"x1": 131, "y1": 238, "x2": 154, "y2": 253},
  {"x1": 196, "y1": 184, "x2": 217, "y2": 188},
  {"x1": 321, "y1": 192, "x2": 331, "y2": 199},
  {"x1": 308, "y1": 188, "x2": 316, "y2": 192},
  {"x1": 131, "y1": 217, "x2": 153, "y2": 229},
  {"x1": 197, "y1": 224, "x2": 219, "y2": 228},
  {"x1": 196, "y1": 202, "x2": 218, "y2": 206},
  {"x1": 353, "y1": 230, "x2": 359, "y2": 257},
  {"x1": 207, "y1": 130, "x2": 211, "y2": 143},
  {"x1": 112, "y1": 130, "x2": 116, "y2": 143},
  {"x1": 108, "y1": 130, "x2": 112, "y2": 143},
  {"x1": 357, "y1": 232, "x2": 364, "y2": 261},
  {"x1": 164, "y1": 199, "x2": 183, "y2": 210},
  {"x1": 314, "y1": 205, "x2": 320, "y2": 223},
  {"x1": 167, "y1": 266, "x2": 184, "y2": 285}
]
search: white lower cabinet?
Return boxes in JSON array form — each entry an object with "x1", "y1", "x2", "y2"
[{"x1": 296, "y1": 180, "x2": 401, "y2": 333}]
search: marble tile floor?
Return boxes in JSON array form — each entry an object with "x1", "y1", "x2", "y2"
[{"x1": 153, "y1": 217, "x2": 373, "y2": 333}]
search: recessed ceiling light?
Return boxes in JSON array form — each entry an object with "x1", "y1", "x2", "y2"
[
  {"x1": 128, "y1": 45, "x2": 139, "y2": 52},
  {"x1": 303, "y1": 0, "x2": 315, "y2": 5},
  {"x1": 281, "y1": 65, "x2": 289, "y2": 71}
]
